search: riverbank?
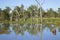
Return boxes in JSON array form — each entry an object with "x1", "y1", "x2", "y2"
[{"x1": 0, "y1": 18, "x2": 60, "y2": 24}]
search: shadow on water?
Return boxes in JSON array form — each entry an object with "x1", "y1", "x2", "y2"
[{"x1": 0, "y1": 23, "x2": 60, "y2": 40}]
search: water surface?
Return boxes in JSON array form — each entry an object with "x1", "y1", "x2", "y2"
[{"x1": 0, "y1": 23, "x2": 60, "y2": 40}]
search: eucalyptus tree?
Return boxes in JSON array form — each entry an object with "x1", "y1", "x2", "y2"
[
  {"x1": 12, "y1": 10, "x2": 17, "y2": 21},
  {"x1": 58, "y1": 8, "x2": 60, "y2": 17},
  {"x1": 10, "y1": 6, "x2": 20, "y2": 22},
  {"x1": 12, "y1": 5, "x2": 25, "y2": 23},
  {"x1": 41, "y1": 8, "x2": 45, "y2": 17},
  {"x1": 0, "y1": 8, "x2": 2, "y2": 15},
  {"x1": 0, "y1": 8, "x2": 2, "y2": 19},
  {"x1": 13, "y1": 6, "x2": 20, "y2": 22},
  {"x1": 46, "y1": 8, "x2": 55, "y2": 18},
  {"x1": 27, "y1": 5, "x2": 38, "y2": 17},
  {"x1": 20, "y1": 4, "x2": 25, "y2": 22},
  {"x1": 58, "y1": 8, "x2": 60, "y2": 14},
  {"x1": 27, "y1": 5, "x2": 38, "y2": 24},
  {"x1": 47, "y1": 8, "x2": 58, "y2": 18},
  {"x1": 2, "y1": 7, "x2": 11, "y2": 21},
  {"x1": 14, "y1": 6, "x2": 20, "y2": 16},
  {"x1": 23, "y1": 10, "x2": 29, "y2": 21},
  {"x1": 53, "y1": 11, "x2": 58, "y2": 18}
]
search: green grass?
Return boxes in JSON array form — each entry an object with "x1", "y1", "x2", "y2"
[{"x1": 1, "y1": 18, "x2": 60, "y2": 24}]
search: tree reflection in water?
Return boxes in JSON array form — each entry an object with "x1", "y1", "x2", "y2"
[
  {"x1": 0, "y1": 23, "x2": 60, "y2": 36},
  {"x1": 0, "y1": 22, "x2": 10, "y2": 34},
  {"x1": 13, "y1": 24, "x2": 40, "y2": 35},
  {"x1": 44, "y1": 24, "x2": 56, "y2": 35}
]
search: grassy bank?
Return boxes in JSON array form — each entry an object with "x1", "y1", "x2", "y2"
[
  {"x1": 0, "y1": 18, "x2": 60, "y2": 24},
  {"x1": 19, "y1": 18, "x2": 60, "y2": 24}
]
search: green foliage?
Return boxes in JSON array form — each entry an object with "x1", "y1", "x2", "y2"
[{"x1": 0, "y1": 4, "x2": 60, "y2": 23}]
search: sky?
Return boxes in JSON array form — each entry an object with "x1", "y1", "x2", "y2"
[{"x1": 0, "y1": 0, "x2": 60, "y2": 10}]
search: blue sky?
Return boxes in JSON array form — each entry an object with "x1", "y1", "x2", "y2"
[{"x1": 0, "y1": 0, "x2": 60, "y2": 10}]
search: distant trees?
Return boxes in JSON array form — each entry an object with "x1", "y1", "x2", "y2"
[
  {"x1": 0, "y1": 4, "x2": 60, "y2": 21},
  {"x1": 58, "y1": 8, "x2": 60, "y2": 17},
  {"x1": 0, "y1": 8, "x2": 2, "y2": 17},
  {"x1": 44, "y1": 8, "x2": 58, "y2": 18},
  {"x1": 0, "y1": 8, "x2": 2, "y2": 21},
  {"x1": 0, "y1": 7, "x2": 11, "y2": 21},
  {"x1": 27, "y1": 5, "x2": 39, "y2": 18},
  {"x1": 3, "y1": 7, "x2": 11, "y2": 20}
]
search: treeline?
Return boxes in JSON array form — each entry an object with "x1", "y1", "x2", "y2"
[{"x1": 0, "y1": 4, "x2": 60, "y2": 21}]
